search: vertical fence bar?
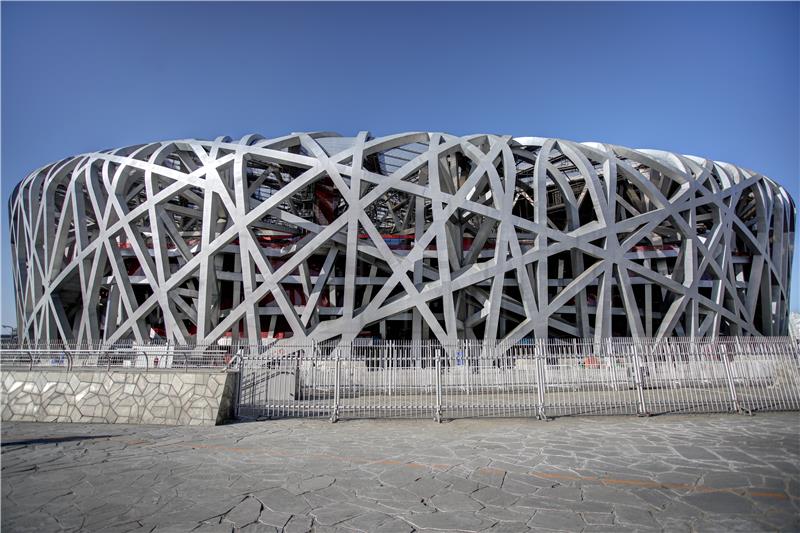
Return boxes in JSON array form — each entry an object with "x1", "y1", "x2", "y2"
[
  {"x1": 434, "y1": 349, "x2": 442, "y2": 423},
  {"x1": 632, "y1": 339, "x2": 648, "y2": 416},
  {"x1": 330, "y1": 349, "x2": 340, "y2": 423},
  {"x1": 536, "y1": 338, "x2": 547, "y2": 420}
]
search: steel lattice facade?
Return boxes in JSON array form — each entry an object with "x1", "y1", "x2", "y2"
[{"x1": 9, "y1": 132, "x2": 795, "y2": 344}]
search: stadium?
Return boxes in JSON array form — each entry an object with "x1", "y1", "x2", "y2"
[{"x1": 9, "y1": 132, "x2": 795, "y2": 345}]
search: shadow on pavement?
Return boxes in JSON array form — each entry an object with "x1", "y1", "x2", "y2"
[{"x1": 1, "y1": 435, "x2": 119, "y2": 447}]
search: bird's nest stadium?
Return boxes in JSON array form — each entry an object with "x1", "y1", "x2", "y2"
[{"x1": 9, "y1": 132, "x2": 795, "y2": 345}]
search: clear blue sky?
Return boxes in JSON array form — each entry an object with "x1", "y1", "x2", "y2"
[{"x1": 2, "y1": 1, "x2": 798, "y2": 331}]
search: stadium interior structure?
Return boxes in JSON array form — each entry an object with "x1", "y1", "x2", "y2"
[{"x1": 9, "y1": 132, "x2": 795, "y2": 345}]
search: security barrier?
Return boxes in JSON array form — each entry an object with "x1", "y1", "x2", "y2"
[
  {"x1": 3, "y1": 337, "x2": 797, "y2": 421},
  {"x1": 234, "y1": 337, "x2": 800, "y2": 421}
]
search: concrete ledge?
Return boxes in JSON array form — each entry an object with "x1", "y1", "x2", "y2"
[{"x1": 1, "y1": 369, "x2": 238, "y2": 426}]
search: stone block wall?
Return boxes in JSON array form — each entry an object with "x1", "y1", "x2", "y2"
[{"x1": 1, "y1": 370, "x2": 238, "y2": 425}]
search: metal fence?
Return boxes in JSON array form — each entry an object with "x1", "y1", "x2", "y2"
[
  {"x1": 235, "y1": 337, "x2": 800, "y2": 421},
  {"x1": 2, "y1": 337, "x2": 798, "y2": 421},
  {"x1": 0, "y1": 341, "x2": 238, "y2": 371}
]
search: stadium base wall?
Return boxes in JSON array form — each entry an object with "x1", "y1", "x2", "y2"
[{"x1": 1, "y1": 370, "x2": 237, "y2": 426}]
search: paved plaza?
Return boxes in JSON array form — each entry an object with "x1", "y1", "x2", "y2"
[{"x1": 2, "y1": 413, "x2": 799, "y2": 532}]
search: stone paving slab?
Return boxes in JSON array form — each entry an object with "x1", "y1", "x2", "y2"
[{"x1": 2, "y1": 413, "x2": 799, "y2": 532}]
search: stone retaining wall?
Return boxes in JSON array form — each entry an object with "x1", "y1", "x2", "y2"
[{"x1": 1, "y1": 369, "x2": 238, "y2": 425}]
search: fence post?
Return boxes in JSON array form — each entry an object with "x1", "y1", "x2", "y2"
[
  {"x1": 723, "y1": 339, "x2": 743, "y2": 414},
  {"x1": 330, "y1": 349, "x2": 340, "y2": 423},
  {"x1": 233, "y1": 348, "x2": 242, "y2": 420},
  {"x1": 536, "y1": 338, "x2": 548, "y2": 420},
  {"x1": 434, "y1": 348, "x2": 442, "y2": 423},
  {"x1": 631, "y1": 339, "x2": 649, "y2": 416}
]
